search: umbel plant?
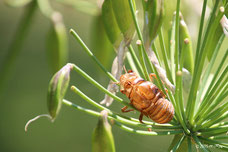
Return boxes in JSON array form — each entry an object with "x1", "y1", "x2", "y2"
[{"x1": 26, "y1": 0, "x2": 228, "y2": 151}]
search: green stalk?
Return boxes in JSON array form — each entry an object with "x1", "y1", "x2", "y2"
[
  {"x1": 62, "y1": 99, "x2": 181, "y2": 133},
  {"x1": 195, "y1": 34, "x2": 225, "y2": 112},
  {"x1": 195, "y1": 0, "x2": 208, "y2": 64},
  {"x1": 71, "y1": 65, "x2": 127, "y2": 106},
  {"x1": 209, "y1": 136, "x2": 228, "y2": 140},
  {"x1": 196, "y1": 50, "x2": 228, "y2": 115},
  {"x1": 199, "y1": 125, "x2": 228, "y2": 136},
  {"x1": 158, "y1": 28, "x2": 173, "y2": 83},
  {"x1": 170, "y1": 135, "x2": 186, "y2": 152},
  {"x1": 114, "y1": 121, "x2": 183, "y2": 136},
  {"x1": 170, "y1": 15, "x2": 176, "y2": 83},
  {"x1": 126, "y1": 52, "x2": 140, "y2": 76},
  {"x1": 70, "y1": 29, "x2": 117, "y2": 82},
  {"x1": 70, "y1": 87, "x2": 179, "y2": 129},
  {"x1": 199, "y1": 137, "x2": 228, "y2": 148},
  {"x1": 152, "y1": 43, "x2": 161, "y2": 65},
  {"x1": 127, "y1": 45, "x2": 144, "y2": 77},
  {"x1": 137, "y1": 41, "x2": 150, "y2": 81},
  {"x1": 195, "y1": 70, "x2": 228, "y2": 122},
  {"x1": 192, "y1": 135, "x2": 210, "y2": 152},
  {"x1": 187, "y1": 0, "x2": 220, "y2": 122},
  {"x1": 174, "y1": 0, "x2": 181, "y2": 75},
  {"x1": 0, "y1": 1, "x2": 37, "y2": 94}
]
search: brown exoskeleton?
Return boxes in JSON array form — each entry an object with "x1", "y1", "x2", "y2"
[{"x1": 119, "y1": 70, "x2": 174, "y2": 124}]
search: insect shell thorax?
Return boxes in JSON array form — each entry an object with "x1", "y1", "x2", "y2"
[{"x1": 119, "y1": 72, "x2": 138, "y2": 97}]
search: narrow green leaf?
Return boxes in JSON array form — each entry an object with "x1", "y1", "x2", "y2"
[
  {"x1": 47, "y1": 63, "x2": 73, "y2": 120},
  {"x1": 92, "y1": 110, "x2": 116, "y2": 152},
  {"x1": 46, "y1": 12, "x2": 68, "y2": 73}
]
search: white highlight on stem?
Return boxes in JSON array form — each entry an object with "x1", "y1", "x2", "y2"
[
  {"x1": 25, "y1": 114, "x2": 52, "y2": 132},
  {"x1": 220, "y1": 15, "x2": 228, "y2": 36}
]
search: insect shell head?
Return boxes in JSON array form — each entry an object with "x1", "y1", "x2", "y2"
[{"x1": 119, "y1": 70, "x2": 137, "y2": 95}]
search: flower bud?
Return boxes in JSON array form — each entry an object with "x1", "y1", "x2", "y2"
[
  {"x1": 92, "y1": 110, "x2": 115, "y2": 152},
  {"x1": 47, "y1": 63, "x2": 74, "y2": 120}
]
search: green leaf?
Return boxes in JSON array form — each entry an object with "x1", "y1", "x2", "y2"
[
  {"x1": 102, "y1": 0, "x2": 123, "y2": 48},
  {"x1": 47, "y1": 63, "x2": 73, "y2": 120},
  {"x1": 46, "y1": 12, "x2": 68, "y2": 73},
  {"x1": 111, "y1": 0, "x2": 135, "y2": 45},
  {"x1": 92, "y1": 110, "x2": 115, "y2": 152}
]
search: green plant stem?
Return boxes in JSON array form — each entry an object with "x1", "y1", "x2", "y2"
[
  {"x1": 192, "y1": 134, "x2": 210, "y2": 152},
  {"x1": 63, "y1": 94, "x2": 180, "y2": 129},
  {"x1": 70, "y1": 29, "x2": 117, "y2": 82},
  {"x1": 198, "y1": 125, "x2": 228, "y2": 136},
  {"x1": 71, "y1": 85, "x2": 178, "y2": 129},
  {"x1": 71, "y1": 65, "x2": 127, "y2": 106},
  {"x1": 195, "y1": 0, "x2": 208, "y2": 63},
  {"x1": 0, "y1": 1, "x2": 37, "y2": 95},
  {"x1": 126, "y1": 52, "x2": 140, "y2": 76},
  {"x1": 152, "y1": 43, "x2": 161, "y2": 65},
  {"x1": 209, "y1": 136, "x2": 228, "y2": 140},
  {"x1": 127, "y1": 45, "x2": 144, "y2": 77},
  {"x1": 195, "y1": 34, "x2": 225, "y2": 114},
  {"x1": 195, "y1": 50, "x2": 228, "y2": 119},
  {"x1": 137, "y1": 41, "x2": 150, "y2": 81},
  {"x1": 199, "y1": 137, "x2": 228, "y2": 147},
  {"x1": 158, "y1": 28, "x2": 173, "y2": 83},
  {"x1": 187, "y1": 0, "x2": 220, "y2": 122},
  {"x1": 174, "y1": 0, "x2": 180, "y2": 75},
  {"x1": 114, "y1": 121, "x2": 183, "y2": 136},
  {"x1": 170, "y1": 135, "x2": 185, "y2": 152}
]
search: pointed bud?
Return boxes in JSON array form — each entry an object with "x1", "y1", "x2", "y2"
[
  {"x1": 47, "y1": 63, "x2": 74, "y2": 120},
  {"x1": 92, "y1": 110, "x2": 115, "y2": 152}
]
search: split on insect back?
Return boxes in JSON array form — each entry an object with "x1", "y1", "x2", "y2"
[{"x1": 25, "y1": 0, "x2": 228, "y2": 151}]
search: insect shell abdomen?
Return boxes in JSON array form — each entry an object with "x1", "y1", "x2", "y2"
[{"x1": 148, "y1": 98, "x2": 174, "y2": 124}]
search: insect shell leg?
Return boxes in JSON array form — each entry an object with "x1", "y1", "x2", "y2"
[
  {"x1": 139, "y1": 113, "x2": 144, "y2": 124},
  {"x1": 149, "y1": 73, "x2": 157, "y2": 82},
  {"x1": 121, "y1": 106, "x2": 134, "y2": 113}
]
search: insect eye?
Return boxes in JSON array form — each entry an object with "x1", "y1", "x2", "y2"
[{"x1": 124, "y1": 82, "x2": 131, "y2": 88}]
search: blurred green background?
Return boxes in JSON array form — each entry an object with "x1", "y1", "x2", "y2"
[{"x1": 0, "y1": 1, "x2": 174, "y2": 152}]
